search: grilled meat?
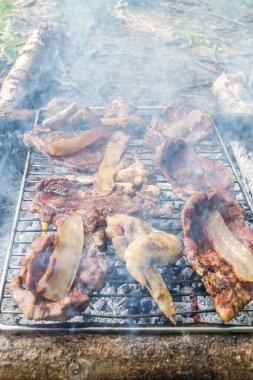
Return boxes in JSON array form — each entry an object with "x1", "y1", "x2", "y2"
[
  {"x1": 144, "y1": 100, "x2": 213, "y2": 149},
  {"x1": 29, "y1": 178, "x2": 158, "y2": 235},
  {"x1": 182, "y1": 192, "x2": 253, "y2": 322},
  {"x1": 43, "y1": 97, "x2": 144, "y2": 134},
  {"x1": 106, "y1": 214, "x2": 183, "y2": 323},
  {"x1": 155, "y1": 138, "x2": 234, "y2": 200},
  {"x1": 97, "y1": 131, "x2": 130, "y2": 196},
  {"x1": 77, "y1": 160, "x2": 155, "y2": 194},
  {"x1": 24, "y1": 130, "x2": 128, "y2": 173},
  {"x1": 44, "y1": 127, "x2": 110, "y2": 157},
  {"x1": 42, "y1": 103, "x2": 101, "y2": 131},
  {"x1": 102, "y1": 97, "x2": 144, "y2": 134},
  {"x1": 10, "y1": 229, "x2": 107, "y2": 320},
  {"x1": 24, "y1": 98, "x2": 143, "y2": 172},
  {"x1": 115, "y1": 162, "x2": 151, "y2": 187},
  {"x1": 36, "y1": 216, "x2": 84, "y2": 301}
]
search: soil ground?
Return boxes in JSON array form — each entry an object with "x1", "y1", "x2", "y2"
[{"x1": 1, "y1": 0, "x2": 253, "y2": 110}]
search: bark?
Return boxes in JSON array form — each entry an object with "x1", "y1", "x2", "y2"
[
  {"x1": 0, "y1": 27, "x2": 52, "y2": 109},
  {"x1": 0, "y1": 333, "x2": 253, "y2": 380},
  {"x1": 0, "y1": 108, "x2": 36, "y2": 132}
]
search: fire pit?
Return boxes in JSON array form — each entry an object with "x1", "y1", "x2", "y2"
[{"x1": 0, "y1": 108, "x2": 252, "y2": 333}]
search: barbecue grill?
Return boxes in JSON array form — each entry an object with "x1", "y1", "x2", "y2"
[{"x1": 0, "y1": 108, "x2": 253, "y2": 333}]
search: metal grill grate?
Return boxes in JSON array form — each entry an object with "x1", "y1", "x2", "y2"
[{"x1": 1, "y1": 108, "x2": 253, "y2": 333}]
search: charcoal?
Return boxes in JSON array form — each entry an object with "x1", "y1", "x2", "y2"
[
  {"x1": 126, "y1": 296, "x2": 141, "y2": 314},
  {"x1": 140, "y1": 298, "x2": 155, "y2": 314}
]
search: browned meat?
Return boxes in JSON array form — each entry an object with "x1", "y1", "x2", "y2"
[
  {"x1": 155, "y1": 138, "x2": 234, "y2": 200},
  {"x1": 144, "y1": 100, "x2": 213, "y2": 149},
  {"x1": 24, "y1": 130, "x2": 129, "y2": 172},
  {"x1": 42, "y1": 104, "x2": 101, "y2": 131},
  {"x1": 29, "y1": 178, "x2": 157, "y2": 235},
  {"x1": 24, "y1": 98, "x2": 143, "y2": 172},
  {"x1": 106, "y1": 215, "x2": 182, "y2": 323},
  {"x1": 10, "y1": 230, "x2": 107, "y2": 321},
  {"x1": 10, "y1": 231, "x2": 107, "y2": 320},
  {"x1": 102, "y1": 97, "x2": 144, "y2": 134},
  {"x1": 182, "y1": 192, "x2": 253, "y2": 322},
  {"x1": 43, "y1": 97, "x2": 143, "y2": 134}
]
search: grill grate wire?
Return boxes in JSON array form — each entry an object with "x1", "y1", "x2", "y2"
[{"x1": 1, "y1": 108, "x2": 253, "y2": 333}]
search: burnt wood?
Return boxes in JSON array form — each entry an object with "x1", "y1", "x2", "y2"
[{"x1": 0, "y1": 26, "x2": 56, "y2": 109}]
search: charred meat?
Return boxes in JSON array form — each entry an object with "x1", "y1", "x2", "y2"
[
  {"x1": 10, "y1": 229, "x2": 107, "y2": 321},
  {"x1": 182, "y1": 192, "x2": 253, "y2": 322},
  {"x1": 106, "y1": 214, "x2": 183, "y2": 323},
  {"x1": 155, "y1": 138, "x2": 234, "y2": 200},
  {"x1": 29, "y1": 178, "x2": 158, "y2": 235},
  {"x1": 144, "y1": 100, "x2": 213, "y2": 149}
]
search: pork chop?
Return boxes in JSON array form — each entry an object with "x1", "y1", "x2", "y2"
[
  {"x1": 10, "y1": 230, "x2": 107, "y2": 321},
  {"x1": 144, "y1": 100, "x2": 213, "y2": 149},
  {"x1": 24, "y1": 128, "x2": 128, "y2": 173},
  {"x1": 29, "y1": 178, "x2": 158, "y2": 235},
  {"x1": 155, "y1": 138, "x2": 234, "y2": 200},
  {"x1": 182, "y1": 192, "x2": 253, "y2": 322}
]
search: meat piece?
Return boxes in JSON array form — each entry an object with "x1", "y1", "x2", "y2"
[
  {"x1": 10, "y1": 230, "x2": 107, "y2": 321},
  {"x1": 42, "y1": 103, "x2": 101, "y2": 131},
  {"x1": 24, "y1": 130, "x2": 128, "y2": 173},
  {"x1": 45, "y1": 127, "x2": 110, "y2": 157},
  {"x1": 141, "y1": 184, "x2": 161, "y2": 199},
  {"x1": 46, "y1": 97, "x2": 70, "y2": 115},
  {"x1": 155, "y1": 138, "x2": 234, "y2": 200},
  {"x1": 102, "y1": 97, "x2": 144, "y2": 135},
  {"x1": 106, "y1": 215, "x2": 183, "y2": 323},
  {"x1": 43, "y1": 98, "x2": 143, "y2": 133},
  {"x1": 76, "y1": 160, "x2": 156, "y2": 195},
  {"x1": 42, "y1": 103, "x2": 80, "y2": 130},
  {"x1": 24, "y1": 98, "x2": 142, "y2": 171},
  {"x1": 115, "y1": 162, "x2": 151, "y2": 187},
  {"x1": 67, "y1": 107, "x2": 101, "y2": 129},
  {"x1": 36, "y1": 216, "x2": 84, "y2": 301},
  {"x1": 144, "y1": 100, "x2": 213, "y2": 149},
  {"x1": 182, "y1": 192, "x2": 253, "y2": 322},
  {"x1": 29, "y1": 178, "x2": 158, "y2": 235},
  {"x1": 96, "y1": 131, "x2": 130, "y2": 196},
  {"x1": 19, "y1": 235, "x2": 54, "y2": 291}
]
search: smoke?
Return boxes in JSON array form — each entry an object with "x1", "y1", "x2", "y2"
[
  {"x1": 1, "y1": 0, "x2": 253, "y2": 328},
  {"x1": 47, "y1": 0, "x2": 253, "y2": 111}
]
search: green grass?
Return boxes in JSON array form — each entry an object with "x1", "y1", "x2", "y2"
[
  {"x1": 0, "y1": 0, "x2": 35, "y2": 65},
  {"x1": 166, "y1": 32, "x2": 214, "y2": 49}
]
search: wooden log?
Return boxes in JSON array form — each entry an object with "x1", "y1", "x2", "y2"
[
  {"x1": 0, "y1": 108, "x2": 36, "y2": 132},
  {"x1": 212, "y1": 71, "x2": 253, "y2": 113},
  {"x1": 0, "y1": 27, "x2": 52, "y2": 109},
  {"x1": 0, "y1": 333, "x2": 253, "y2": 380}
]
